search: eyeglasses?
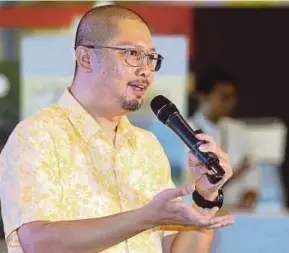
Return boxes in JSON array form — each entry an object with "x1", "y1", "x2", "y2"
[{"x1": 77, "y1": 45, "x2": 164, "y2": 72}]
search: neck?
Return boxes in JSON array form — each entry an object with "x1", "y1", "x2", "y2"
[
  {"x1": 200, "y1": 107, "x2": 220, "y2": 124},
  {"x1": 70, "y1": 82, "x2": 124, "y2": 135},
  {"x1": 206, "y1": 113, "x2": 220, "y2": 124}
]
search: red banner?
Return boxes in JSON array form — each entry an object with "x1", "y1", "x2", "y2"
[{"x1": 0, "y1": 3, "x2": 194, "y2": 56}]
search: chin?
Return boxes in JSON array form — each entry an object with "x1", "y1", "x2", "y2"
[{"x1": 121, "y1": 98, "x2": 143, "y2": 111}]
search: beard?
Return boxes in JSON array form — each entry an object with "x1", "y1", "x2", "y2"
[{"x1": 119, "y1": 94, "x2": 143, "y2": 111}]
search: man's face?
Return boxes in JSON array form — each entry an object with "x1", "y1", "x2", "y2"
[
  {"x1": 206, "y1": 82, "x2": 237, "y2": 118},
  {"x1": 91, "y1": 19, "x2": 156, "y2": 112}
]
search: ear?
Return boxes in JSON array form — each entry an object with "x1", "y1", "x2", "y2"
[{"x1": 75, "y1": 46, "x2": 93, "y2": 73}]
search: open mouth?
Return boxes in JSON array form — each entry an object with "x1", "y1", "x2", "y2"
[{"x1": 129, "y1": 82, "x2": 146, "y2": 91}]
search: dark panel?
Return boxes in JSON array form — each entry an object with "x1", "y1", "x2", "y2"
[{"x1": 194, "y1": 7, "x2": 289, "y2": 119}]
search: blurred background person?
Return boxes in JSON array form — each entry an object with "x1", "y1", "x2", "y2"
[{"x1": 184, "y1": 66, "x2": 260, "y2": 211}]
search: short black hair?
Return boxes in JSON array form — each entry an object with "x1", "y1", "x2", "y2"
[
  {"x1": 195, "y1": 66, "x2": 237, "y2": 95},
  {"x1": 73, "y1": 4, "x2": 149, "y2": 77},
  {"x1": 74, "y1": 4, "x2": 148, "y2": 48}
]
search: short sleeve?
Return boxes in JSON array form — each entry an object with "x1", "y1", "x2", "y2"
[
  {"x1": 147, "y1": 133, "x2": 180, "y2": 238},
  {"x1": 0, "y1": 121, "x2": 62, "y2": 248}
]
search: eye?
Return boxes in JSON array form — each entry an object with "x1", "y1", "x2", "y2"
[{"x1": 127, "y1": 49, "x2": 140, "y2": 57}]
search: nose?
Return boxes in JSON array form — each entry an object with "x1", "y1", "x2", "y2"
[{"x1": 135, "y1": 60, "x2": 153, "y2": 79}]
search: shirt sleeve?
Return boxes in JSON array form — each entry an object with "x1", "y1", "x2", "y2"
[
  {"x1": 147, "y1": 133, "x2": 187, "y2": 238},
  {"x1": 0, "y1": 120, "x2": 62, "y2": 248}
]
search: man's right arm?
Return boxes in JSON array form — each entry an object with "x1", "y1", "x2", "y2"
[
  {"x1": 17, "y1": 186, "x2": 233, "y2": 253},
  {"x1": 18, "y1": 206, "x2": 153, "y2": 253},
  {"x1": 1, "y1": 123, "x2": 233, "y2": 253},
  {"x1": 0, "y1": 122, "x2": 154, "y2": 253}
]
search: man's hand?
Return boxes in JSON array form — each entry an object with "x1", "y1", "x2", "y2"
[
  {"x1": 144, "y1": 185, "x2": 234, "y2": 229},
  {"x1": 188, "y1": 133, "x2": 233, "y2": 201}
]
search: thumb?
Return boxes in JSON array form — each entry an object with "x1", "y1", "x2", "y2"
[{"x1": 155, "y1": 185, "x2": 194, "y2": 202}]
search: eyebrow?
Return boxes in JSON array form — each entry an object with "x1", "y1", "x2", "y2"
[{"x1": 116, "y1": 43, "x2": 156, "y2": 52}]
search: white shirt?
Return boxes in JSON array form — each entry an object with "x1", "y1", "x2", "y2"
[{"x1": 184, "y1": 111, "x2": 260, "y2": 206}]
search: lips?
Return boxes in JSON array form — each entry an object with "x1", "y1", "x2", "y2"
[
  {"x1": 128, "y1": 81, "x2": 148, "y2": 91},
  {"x1": 129, "y1": 83, "x2": 145, "y2": 91},
  {"x1": 128, "y1": 81, "x2": 149, "y2": 97}
]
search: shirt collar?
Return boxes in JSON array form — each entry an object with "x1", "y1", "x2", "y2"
[{"x1": 57, "y1": 87, "x2": 136, "y2": 146}]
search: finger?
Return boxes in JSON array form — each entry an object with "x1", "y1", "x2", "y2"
[
  {"x1": 206, "y1": 216, "x2": 234, "y2": 229},
  {"x1": 207, "y1": 215, "x2": 234, "y2": 227},
  {"x1": 198, "y1": 142, "x2": 217, "y2": 154},
  {"x1": 197, "y1": 215, "x2": 234, "y2": 228},
  {"x1": 195, "y1": 133, "x2": 214, "y2": 143},
  {"x1": 187, "y1": 152, "x2": 207, "y2": 175},
  {"x1": 196, "y1": 134, "x2": 230, "y2": 163},
  {"x1": 207, "y1": 220, "x2": 234, "y2": 229},
  {"x1": 190, "y1": 156, "x2": 228, "y2": 180},
  {"x1": 215, "y1": 148, "x2": 230, "y2": 164},
  {"x1": 189, "y1": 150, "x2": 232, "y2": 181},
  {"x1": 188, "y1": 147, "x2": 232, "y2": 185},
  {"x1": 222, "y1": 160, "x2": 233, "y2": 177},
  {"x1": 217, "y1": 158, "x2": 233, "y2": 180},
  {"x1": 188, "y1": 153, "x2": 206, "y2": 172},
  {"x1": 188, "y1": 151, "x2": 202, "y2": 165},
  {"x1": 195, "y1": 133, "x2": 217, "y2": 153},
  {"x1": 200, "y1": 145, "x2": 230, "y2": 165},
  {"x1": 188, "y1": 165, "x2": 207, "y2": 182}
]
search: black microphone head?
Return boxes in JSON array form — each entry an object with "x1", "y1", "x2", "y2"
[{"x1": 150, "y1": 95, "x2": 179, "y2": 124}]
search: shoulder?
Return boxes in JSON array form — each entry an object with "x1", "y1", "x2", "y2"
[
  {"x1": 18, "y1": 105, "x2": 66, "y2": 131},
  {"x1": 0, "y1": 106, "x2": 63, "y2": 174},
  {"x1": 132, "y1": 125, "x2": 164, "y2": 148},
  {"x1": 221, "y1": 117, "x2": 249, "y2": 133},
  {"x1": 16, "y1": 104, "x2": 67, "y2": 133},
  {"x1": 222, "y1": 117, "x2": 246, "y2": 127},
  {"x1": 3, "y1": 105, "x2": 65, "y2": 151}
]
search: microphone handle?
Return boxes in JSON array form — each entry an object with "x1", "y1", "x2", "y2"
[{"x1": 166, "y1": 113, "x2": 225, "y2": 184}]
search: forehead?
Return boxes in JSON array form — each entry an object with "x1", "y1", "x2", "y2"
[
  {"x1": 213, "y1": 82, "x2": 236, "y2": 94},
  {"x1": 113, "y1": 19, "x2": 154, "y2": 50}
]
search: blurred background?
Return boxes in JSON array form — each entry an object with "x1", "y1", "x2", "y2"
[{"x1": 0, "y1": 1, "x2": 289, "y2": 252}]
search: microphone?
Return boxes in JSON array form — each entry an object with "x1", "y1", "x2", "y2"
[{"x1": 150, "y1": 95, "x2": 225, "y2": 184}]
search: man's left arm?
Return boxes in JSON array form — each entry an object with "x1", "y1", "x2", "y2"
[
  {"x1": 162, "y1": 197, "x2": 219, "y2": 253},
  {"x1": 163, "y1": 227, "x2": 214, "y2": 253},
  {"x1": 161, "y1": 132, "x2": 233, "y2": 253}
]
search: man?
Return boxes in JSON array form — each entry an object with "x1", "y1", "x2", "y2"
[
  {"x1": 0, "y1": 5, "x2": 233, "y2": 253},
  {"x1": 186, "y1": 66, "x2": 260, "y2": 210}
]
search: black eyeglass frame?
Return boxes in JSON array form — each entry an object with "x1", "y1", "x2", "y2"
[{"x1": 75, "y1": 45, "x2": 164, "y2": 72}]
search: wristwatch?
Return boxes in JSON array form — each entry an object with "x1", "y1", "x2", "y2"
[{"x1": 192, "y1": 188, "x2": 224, "y2": 209}]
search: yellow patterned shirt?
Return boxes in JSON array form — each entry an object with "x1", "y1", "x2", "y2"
[{"x1": 0, "y1": 88, "x2": 178, "y2": 253}]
